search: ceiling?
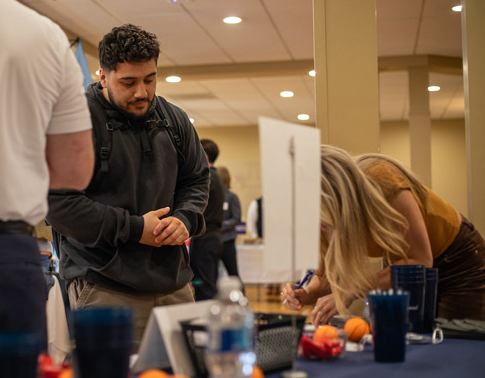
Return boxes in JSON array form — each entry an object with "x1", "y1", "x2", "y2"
[{"x1": 18, "y1": 0, "x2": 464, "y2": 128}]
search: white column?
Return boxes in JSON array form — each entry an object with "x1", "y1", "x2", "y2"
[
  {"x1": 462, "y1": 0, "x2": 485, "y2": 233},
  {"x1": 408, "y1": 66, "x2": 432, "y2": 187},
  {"x1": 313, "y1": 0, "x2": 380, "y2": 154}
]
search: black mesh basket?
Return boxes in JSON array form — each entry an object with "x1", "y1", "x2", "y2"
[{"x1": 180, "y1": 312, "x2": 306, "y2": 377}]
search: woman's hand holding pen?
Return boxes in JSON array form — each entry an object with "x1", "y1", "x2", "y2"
[
  {"x1": 281, "y1": 282, "x2": 312, "y2": 311},
  {"x1": 281, "y1": 270, "x2": 316, "y2": 310}
]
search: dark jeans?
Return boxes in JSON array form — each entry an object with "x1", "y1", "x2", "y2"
[
  {"x1": 0, "y1": 233, "x2": 47, "y2": 349},
  {"x1": 190, "y1": 234, "x2": 222, "y2": 301},
  {"x1": 434, "y1": 216, "x2": 485, "y2": 320},
  {"x1": 221, "y1": 239, "x2": 245, "y2": 293}
]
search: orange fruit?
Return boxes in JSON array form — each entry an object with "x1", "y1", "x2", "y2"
[
  {"x1": 344, "y1": 317, "x2": 370, "y2": 342},
  {"x1": 138, "y1": 369, "x2": 170, "y2": 378},
  {"x1": 313, "y1": 324, "x2": 338, "y2": 344},
  {"x1": 252, "y1": 365, "x2": 265, "y2": 378}
]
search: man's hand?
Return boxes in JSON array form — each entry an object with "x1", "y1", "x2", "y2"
[
  {"x1": 153, "y1": 216, "x2": 189, "y2": 246},
  {"x1": 139, "y1": 207, "x2": 170, "y2": 247}
]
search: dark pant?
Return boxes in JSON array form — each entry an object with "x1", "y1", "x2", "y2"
[
  {"x1": 434, "y1": 217, "x2": 485, "y2": 320},
  {"x1": 221, "y1": 239, "x2": 245, "y2": 293},
  {"x1": 190, "y1": 235, "x2": 222, "y2": 300},
  {"x1": 0, "y1": 233, "x2": 47, "y2": 349},
  {"x1": 221, "y1": 239, "x2": 240, "y2": 277}
]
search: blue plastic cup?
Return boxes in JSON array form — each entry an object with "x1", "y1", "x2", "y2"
[
  {"x1": 0, "y1": 331, "x2": 42, "y2": 378},
  {"x1": 391, "y1": 265, "x2": 425, "y2": 332},
  {"x1": 422, "y1": 268, "x2": 439, "y2": 333},
  {"x1": 72, "y1": 307, "x2": 133, "y2": 378},
  {"x1": 368, "y1": 291, "x2": 409, "y2": 362}
]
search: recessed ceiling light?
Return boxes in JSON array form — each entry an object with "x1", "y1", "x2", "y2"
[
  {"x1": 298, "y1": 114, "x2": 310, "y2": 121},
  {"x1": 428, "y1": 85, "x2": 441, "y2": 92},
  {"x1": 223, "y1": 16, "x2": 242, "y2": 24},
  {"x1": 452, "y1": 5, "x2": 462, "y2": 12},
  {"x1": 166, "y1": 75, "x2": 181, "y2": 83},
  {"x1": 95, "y1": 69, "x2": 100, "y2": 76},
  {"x1": 309, "y1": 70, "x2": 316, "y2": 77},
  {"x1": 280, "y1": 91, "x2": 294, "y2": 98},
  {"x1": 189, "y1": 118, "x2": 195, "y2": 124}
]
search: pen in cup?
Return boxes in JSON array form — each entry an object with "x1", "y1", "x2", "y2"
[{"x1": 282, "y1": 270, "x2": 315, "y2": 305}]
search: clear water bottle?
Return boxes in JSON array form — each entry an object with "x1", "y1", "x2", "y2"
[{"x1": 206, "y1": 277, "x2": 256, "y2": 378}]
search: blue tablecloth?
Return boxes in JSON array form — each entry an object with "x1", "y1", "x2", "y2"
[{"x1": 267, "y1": 338, "x2": 485, "y2": 378}]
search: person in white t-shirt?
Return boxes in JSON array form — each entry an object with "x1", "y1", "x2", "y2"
[
  {"x1": 0, "y1": 0, "x2": 94, "y2": 353},
  {"x1": 247, "y1": 196, "x2": 263, "y2": 239}
]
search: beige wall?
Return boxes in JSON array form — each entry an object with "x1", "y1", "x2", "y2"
[
  {"x1": 381, "y1": 119, "x2": 467, "y2": 216},
  {"x1": 196, "y1": 126, "x2": 261, "y2": 222},
  {"x1": 196, "y1": 118, "x2": 467, "y2": 222}
]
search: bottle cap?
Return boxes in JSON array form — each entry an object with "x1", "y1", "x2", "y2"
[{"x1": 217, "y1": 276, "x2": 242, "y2": 293}]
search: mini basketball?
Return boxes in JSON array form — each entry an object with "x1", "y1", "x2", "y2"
[
  {"x1": 138, "y1": 370, "x2": 170, "y2": 378},
  {"x1": 344, "y1": 317, "x2": 370, "y2": 342}
]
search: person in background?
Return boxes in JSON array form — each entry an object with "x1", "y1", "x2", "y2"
[
  {"x1": 47, "y1": 24, "x2": 209, "y2": 347},
  {"x1": 0, "y1": 0, "x2": 94, "y2": 349},
  {"x1": 34, "y1": 221, "x2": 56, "y2": 295},
  {"x1": 247, "y1": 196, "x2": 263, "y2": 239},
  {"x1": 190, "y1": 139, "x2": 225, "y2": 300},
  {"x1": 282, "y1": 145, "x2": 485, "y2": 325},
  {"x1": 217, "y1": 166, "x2": 244, "y2": 292}
]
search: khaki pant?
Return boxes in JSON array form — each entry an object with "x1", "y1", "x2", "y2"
[{"x1": 67, "y1": 278, "x2": 194, "y2": 349}]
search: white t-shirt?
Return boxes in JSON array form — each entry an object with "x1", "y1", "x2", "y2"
[
  {"x1": 0, "y1": 1, "x2": 92, "y2": 226},
  {"x1": 247, "y1": 199, "x2": 259, "y2": 239}
]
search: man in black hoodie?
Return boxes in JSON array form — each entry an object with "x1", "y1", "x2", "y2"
[{"x1": 47, "y1": 24, "x2": 209, "y2": 346}]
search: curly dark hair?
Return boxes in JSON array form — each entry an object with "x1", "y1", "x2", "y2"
[
  {"x1": 98, "y1": 24, "x2": 160, "y2": 72},
  {"x1": 200, "y1": 139, "x2": 219, "y2": 163}
]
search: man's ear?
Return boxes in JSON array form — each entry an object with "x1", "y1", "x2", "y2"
[{"x1": 99, "y1": 68, "x2": 108, "y2": 88}]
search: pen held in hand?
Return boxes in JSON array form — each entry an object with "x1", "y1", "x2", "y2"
[{"x1": 282, "y1": 270, "x2": 315, "y2": 305}]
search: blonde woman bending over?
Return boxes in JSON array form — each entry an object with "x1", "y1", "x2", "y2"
[{"x1": 282, "y1": 145, "x2": 485, "y2": 325}]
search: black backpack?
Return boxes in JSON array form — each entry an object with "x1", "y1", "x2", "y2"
[{"x1": 94, "y1": 95, "x2": 185, "y2": 173}]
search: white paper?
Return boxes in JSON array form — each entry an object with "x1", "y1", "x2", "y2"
[
  {"x1": 133, "y1": 300, "x2": 216, "y2": 375},
  {"x1": 258, "y1": 117, "x2": 320, "y2": 276}
]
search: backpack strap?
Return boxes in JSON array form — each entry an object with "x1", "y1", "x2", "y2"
[
  {"x1": 89, "y1": 94, "x2": 185, "y2": 173},
  {"x1": 88, "y1": 99, "x2": 126, "y2": 173},
  {"x1": 155, "y1": 96, "x2": 186, "y2": 165}
]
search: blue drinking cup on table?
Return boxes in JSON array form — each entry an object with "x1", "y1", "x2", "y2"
[
  {"x1": 72, "y1": 307, "x2": 133, "y2": 378},
  {"x1": 391, "y1": 265, "x2": 425, "y2": 333},
  {"x1": 368, "y1": 290, "x2": 409, "y2": 362},
  {"x1": 422, "y1": 268, "x2": 438, "y2": 333}
]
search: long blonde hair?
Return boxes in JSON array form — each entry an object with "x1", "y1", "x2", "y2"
[{"x1": 319, "y1": 145, "x2": 408, "y2": 315}]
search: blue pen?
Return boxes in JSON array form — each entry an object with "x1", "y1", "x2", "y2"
[
  {"x1": 295, "y1": 270, "x2": 315, "y2": 290},
  {"x1": 282, "y1": 270, "x2": 314, "y2": 304}
]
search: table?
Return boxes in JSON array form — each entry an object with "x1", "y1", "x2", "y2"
[{"x1": 266, "y1": 338, "x2": 485, "y2": 378}]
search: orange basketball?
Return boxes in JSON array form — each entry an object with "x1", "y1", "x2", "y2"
[
  {"x1": 58, "y1": 368, "x2": 73, "y2": 378},
  {"x1": 138, "y1": 369, "x2": 170, "y2": 378},
  {"x1": 344, "y1": 317, "x2": 370, "y2": 342},
  {"x1": 252, "y1": 365, "x2": 265, "y2": 378},
  {"x1": 314, "y1": 324, "x2": 339, "y2": 343}
]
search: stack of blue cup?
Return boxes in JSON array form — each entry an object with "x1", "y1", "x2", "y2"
[
  {"x1": 72, "y1": 307, "x2": 133, "y2": 378},
  {"x1": 0, "y1": 331, "x2": 42, "y2": 378},
  {"x1": 390, "y1": 265, "x2": 425, "y2": 333},
  {"x1": 423, "y1": 268, "x2": 439, "y2": 333}
]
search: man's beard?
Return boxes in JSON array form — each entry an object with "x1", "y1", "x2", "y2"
[{"x1": 107, "y1": 87, "x2": 152, "y2": 122}]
